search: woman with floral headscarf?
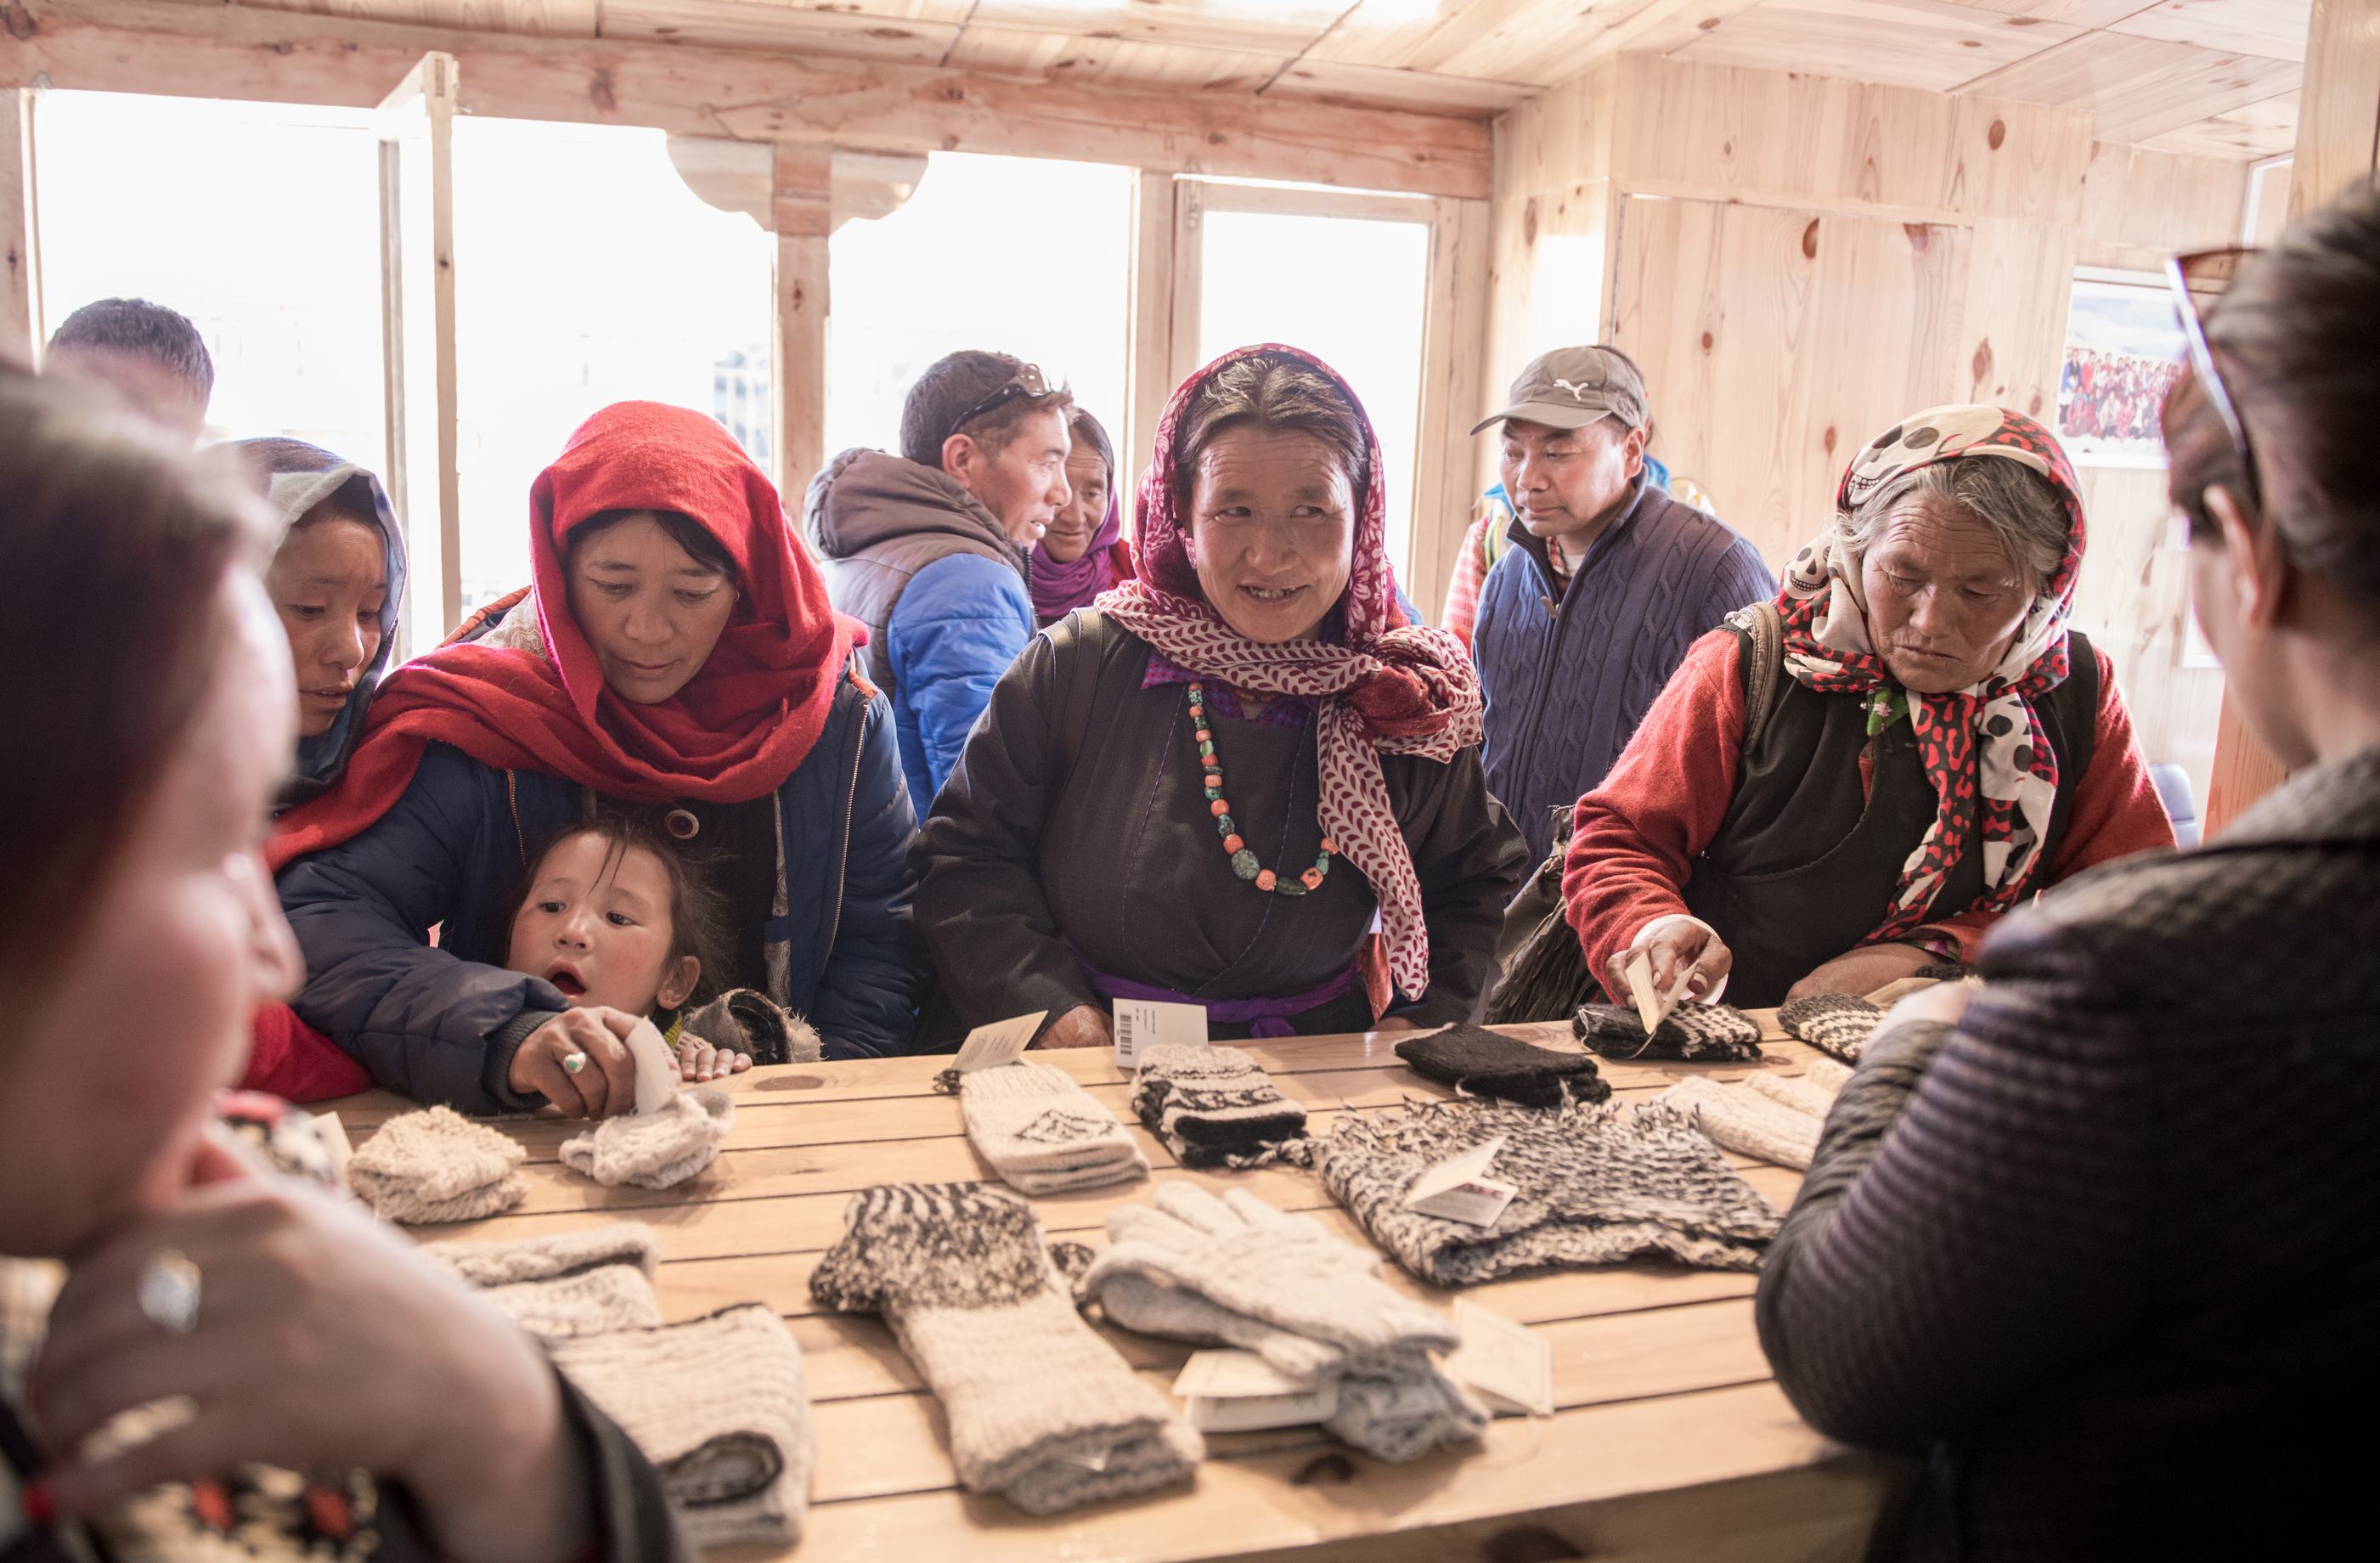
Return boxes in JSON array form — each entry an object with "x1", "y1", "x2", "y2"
[
  {"x1": 916, "y1": 347, "x2": 1527, "y2": 1046},
  {"x1": 1027, "y1": 406, "x2": 1136, "y2": 625},
  {"x1": 1562, "y1": 404, "x2": 2175, "y2": 1008}
]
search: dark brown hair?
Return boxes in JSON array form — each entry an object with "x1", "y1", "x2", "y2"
[
  {"x1": 2163, "y1": 183, "x2": 2380, "y2": 609},
  {"x1": 1174, "y1": 352, "x2": 1371, "y2": 509},
  {"x1": 502, "y1": 809, "x2": 734, "y2": 1014},
  {"x1": 46, "y1": 296, "x2": 216, "y2": 401},
  {"x1": 567, "y1": 507, "x2": 741, "y2": 584},
  {"x1": 0, "y1": 362, "x2": 268, "y2": 977},
  {"x1": 899, "y1": 349, "x2": 1073, "y2": 467}
]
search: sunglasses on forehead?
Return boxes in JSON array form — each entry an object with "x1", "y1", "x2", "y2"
[
  {"x1": 945, "y1": 363, "x2": 1063, "y2": 446},
  {"x1": 2167, "y1": 246, "x2": 2260, "y2": 511}
]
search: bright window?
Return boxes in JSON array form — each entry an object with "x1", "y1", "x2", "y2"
[{"x1": 827, "y1": 152, "x2": 1134, "y2": 466}]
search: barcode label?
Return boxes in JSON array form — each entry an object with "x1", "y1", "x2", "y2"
[{"x1": 1114, "y1": 998, "x2": 1208, "y2": 1069}]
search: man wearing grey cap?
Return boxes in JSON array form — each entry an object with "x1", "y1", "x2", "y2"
[{"x1": 1469, "y1": 346, "x2": 1773, "y2": 866}]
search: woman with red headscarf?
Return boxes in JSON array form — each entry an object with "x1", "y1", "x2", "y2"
[
  {"x1": 275, "y1": 403, "x2": 920, "y2": 1114},
  {"x1": 916, "y1": 347, "x2": 1526, "y2": 1045}
]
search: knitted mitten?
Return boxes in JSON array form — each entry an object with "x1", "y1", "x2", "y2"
[
  {"x1": 1657, "y1": 1076, "x2": 1825, "y2": 1170},
  {"x1": 422, "y1": 1222, "x2": 662, "y2": 1339},
  {"x1": 960, "y1": 1063, "x2": 1149, "y2": 1194},
  {"x1": 548, "y1": 1303, "x2": 814, "y2": 1550},
  {"x1": 1571, "y1": 1002, "x2": 1765, "y2": 1063},
  {"x1": 1394, "y1": 1024, "x2": 1610, "y2": 1108},
  {"x1": 679, "y1": 988, "x2": 823, "y2": 1067},
  {"x1": 347, "y1": 1107, "x2": 527, "y2": 1224},
  {"x1": 560, "y1": 1088, "x2": 734, "y2": 1191},
  {"x1": 1779, "y1": 994, "x2": 1886, "y2": 1064},
  {"x1": 1131, "y1": 1045, "x2": 1307, "y2": 1169},
  {"x1": 810, "y1": 1183, "x2": 1202, "y2": 1515},
  {"x1": 1747, "y1": 1058, "x2": 1853, "y2": 1118}
]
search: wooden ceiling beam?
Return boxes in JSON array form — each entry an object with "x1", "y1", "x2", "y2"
[{"x1": 0, "y1": 0, "x2": 1492, "y2": 198}]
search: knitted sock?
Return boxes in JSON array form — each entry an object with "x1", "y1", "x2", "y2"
[
  {"x1": 1395, "y1": 1024, "x2": 1610, "y2": 1108},
  {"x1": 548, "y1": 1303, "x2": 813, "y2": 1550},
  {"x1": 1571, "y1": 1002, "x2": 1765, "y2": 1063},
  {"x1": 960, "y1": 1063, "x2": 1149, "y2": 1194},
  {"x1": 422, "y1": 1223, "x2": 663, "y2": 1339},
  {"x1": 1317, "y1": 1099, "x2": 1781, "y2": 1287},
  {"x1": 1778, "y1": 995, "x2": 1885, "y2": 1064},
  {"x1": 1131, "y1": 1045, "x2": 1307, "y2": 1170},
  {"x1": 679, "y1": 988, "x2": 823, "y2": 1067},
  {"x1": 1658, "y1": 1076, "x2": 1825, "y2": 1170},
  {"x1": 560, "y1": 1088, "x2": 734, "y2": 1191},
  {"x1": 810, "y1": 1183, "x2": 1203, "y2": 1515},
  {"x1": 347, "y1": 1106, "x2": 527, "y2": 1224}
]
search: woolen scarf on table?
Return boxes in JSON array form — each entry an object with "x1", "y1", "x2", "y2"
[
  {"x1": 1777, "y1": 404, "x2": 2087, "y2": 944},
  {"x1": 1093, "y1": 344, "x2": 1482, "y2": 1001},
  {"x1": 1028, "y1": 407, "x2": 1127, "y2": 623},
  {"x1": 269, "y1": 402, "x2": 857, "y2": 870}
]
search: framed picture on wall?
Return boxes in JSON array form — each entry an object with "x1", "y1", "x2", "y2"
[{"x1": 2057, "y1": 270, "x2": 2188, "y2": 468}]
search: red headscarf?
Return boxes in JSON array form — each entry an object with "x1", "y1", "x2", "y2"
[{"x1": 271, "y1": 401, "x2": 855, "y2": 870}]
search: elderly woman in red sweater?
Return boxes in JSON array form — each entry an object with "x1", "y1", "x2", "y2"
[{"x1": 1561, "y1": 405, "x2": 2176, "y2": 1008}]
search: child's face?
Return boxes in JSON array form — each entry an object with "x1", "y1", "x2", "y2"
[{"x1": 505, "y1": 832, "x2": 697, "y2": 1018}]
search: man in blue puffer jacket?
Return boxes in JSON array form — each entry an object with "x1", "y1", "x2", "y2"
[{"x1": 806, "y1": 351, "x2": 1074, "y2": 819}]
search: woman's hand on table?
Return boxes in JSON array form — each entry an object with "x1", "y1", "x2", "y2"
[
  {"x1": 509, "y1": 1006, "x2": 644, "y2": 1118},
  {"x1": 1605, "y1": 919, "x2": 1733, "y2": 1007},
  {"x1": 32, "y1": 1134, "x2": 595, "y2": 1563},
  {"x1": 676, "y1": 1033, "x2": 753, "y2": 1084},
  {"x1": 1370, "y1": 1016, "x2": 1424, "y2": 1034},
  {"x1": 1036, "y1": 1004, "x2": 1114, "y2": 1050},
  {"x1": 1785, "y1": 942, "x2": 1937, "y2": 1004}
]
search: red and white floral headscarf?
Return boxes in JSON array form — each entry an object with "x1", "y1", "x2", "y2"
[
  {"x1": 1094, "y1": 344, "x2": 1482, "y2": 998},
  {"x1": 1777, "y1": 403, "x2": 2088, "y2": 942}
]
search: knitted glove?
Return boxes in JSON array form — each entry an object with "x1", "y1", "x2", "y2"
[
  {"x1": 548, "y1": 1303, "x2": 814, "y2": 1550},
  {"x1": 560, "y1": 1088, "x2": 734, "y2": 1191},
  {"x1": 1571, "y1": 1002, "x2": 1765, "y2": 1063},
  {"x1": 1131, "y1": 1045, "x2": 1306, "y2": 1169},
  {"x1": 1394, "y1": 1024, "x2": 1610, "y2": 1108},
  {"x1": 679, "y1": 988, "x2": 823, "y2": 1067},
  {"x1": 810, "y1": 1183, "x2": 1202, "y2": 1515},
  {"x1": 960, "y1": 1063, "x2": 1149, "y2": 1194},
  {"x1": 1779, "y1": 994, "x2": 1886, "y2": 1064},
  {"x1": 1658, "y1": 1076, "x2": 1824, "y2": 1170},
  {"x1": 421, "y1": 1223, "x2": 662, "y2": 1339},
  {"x1": 347, "y1": 1107, "x2": 527, "y2": 1224},
  {"x1": 1749, "y1": 1058, "x2": 1852, "y2": 1117}
]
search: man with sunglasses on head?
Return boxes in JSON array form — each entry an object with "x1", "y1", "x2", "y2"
[{"x1": 807, "y1": 351, "x2": 1075, "y2": 817}]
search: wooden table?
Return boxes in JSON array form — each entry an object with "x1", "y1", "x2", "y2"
[{"x1": 328, "y1": 1018, "x2": 1896, "y2": 1561}]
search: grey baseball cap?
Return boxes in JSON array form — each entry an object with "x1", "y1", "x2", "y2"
[{"x1": 1471, "y1": 346, "x2": 1648, "y2": 436}]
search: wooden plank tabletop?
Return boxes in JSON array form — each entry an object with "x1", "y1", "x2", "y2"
[{"x1": 327, "y1": 1018, "x2": 1894, "y2": 1561}]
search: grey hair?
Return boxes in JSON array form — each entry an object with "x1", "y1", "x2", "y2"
[
  {"x1": 1846, "y1": 458, "x2": 2069, "y2": 595},
  {"x1": 1174, "y1": 353, "x2": 1370, "y2": 504}
]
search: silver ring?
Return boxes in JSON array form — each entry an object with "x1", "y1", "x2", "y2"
[
  {"x1": 561, "y1": 1050, "x2": 589, "y2": 1075},
  {"x1": 136, "y1": 1249, "x2": 202, "y2": 1334}
]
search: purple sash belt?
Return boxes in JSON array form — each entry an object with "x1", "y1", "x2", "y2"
[{"x1": 1078, "y1": 960, "x2": 1362, "y2": 1040}]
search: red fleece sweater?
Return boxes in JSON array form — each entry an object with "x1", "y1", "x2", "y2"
[
  {"x1": 1561, "y1": 629, "x2": 2179, "y2": 986},
  {"x1": 242, "y1": 1004, "x2": 371, "y2": 1103}
]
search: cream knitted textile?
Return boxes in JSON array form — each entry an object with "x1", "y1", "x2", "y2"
[
  {"x1": 347, "y1": 1106, "x2": 527, "y2": 1223},
  {"x1": 961, "y1": 1062, "x2": 1149, "y2": 1193},
  {"x1": 1317, "y1": 1099, "x2": 1782, "y2": 1285},
  {"x1": 548, "y1": 1303, "x2": 814, "y2": 1550},
  {"x1": 422, "y1": 1223, "x2": 663, "y2": 1339},
  {"x1": 810, "y1": 1182, "x2": 1203, "y2": 1514},
  {"x1": 560, "y1": 1088, "x2": 735, "y2": 1191},
  {"x1": 1658, "y1": 1060, "x2": 1853, "y2": 1171}
]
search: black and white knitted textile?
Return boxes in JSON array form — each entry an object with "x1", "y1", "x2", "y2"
[
  {"x1": 1778, "y1": 994, "x2": 1886, "y2": 1064},
  {"x1": 1571, "y1": 1002, "x2": 1765, "y2": 1063},
  {"x1": 809, "y1": 1182, "x2": 1202, "y2": 1514},
  {"x1": 959, "y1": 1061, "x2": 1149, "y2": 1193},
  {"x1": 1131, "y1": 1044, "x2": 1309, "y2": 1170},
  {"x1": 1316, "y1": 1098, "x2": 1781, "y2": 1286},
  {"x1": 1394, "y1": 1024, "x2": 1610, "y2": 1108}
]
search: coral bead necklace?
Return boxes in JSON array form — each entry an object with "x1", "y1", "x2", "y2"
[{"x1": 1187, "y1": 680, "x2": 1336, "y2": 895}]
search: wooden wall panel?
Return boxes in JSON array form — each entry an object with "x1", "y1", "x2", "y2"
[
  {"x1": 2076, "y1": 139, "x2": 2250, "y2": 269},
  {"x1": 1672, "y1": 0, "x2": 2084, "y2": 93},
  {"x1": 2, "y1": 89, "x2": 37, "y2": 364},
  {"x1": 1486, "y1": 61, "x2": 1618, "y2": 436},
  {"x1": 1410, "y1": 194, "x2": 1494, "y2": 619},
  {"x1": 1958, "y1": 215, "x2": 2077, "y2": 420}
]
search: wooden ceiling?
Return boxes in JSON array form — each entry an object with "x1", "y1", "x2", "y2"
[{"x1": 194, "y1": 0, "x2": 2306, "y2": 155}]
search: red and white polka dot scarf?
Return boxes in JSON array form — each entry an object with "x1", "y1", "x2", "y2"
[
  {"x1": 1776, "y1": 404, "x2": 2088, "y2": 943},
  {"x1": 1096, "y1": 345, "x2": 1482, "y2": 1000}
]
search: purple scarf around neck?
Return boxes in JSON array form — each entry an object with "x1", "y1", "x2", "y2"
[{"x1": 1029, "y1": 489, "x2": 1124, "y2": 624}]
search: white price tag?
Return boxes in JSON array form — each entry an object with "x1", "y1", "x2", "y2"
[
  {"x1": 1444, "y1": 1299, "x2": 1554, "y2": 1418},
  {"x1": 954, "y1": 1010, "x2": 1048, "y2": 1075},
  {"x1": 1187, "y1": 1387, "x2": 1341, "y2": 1432},
  {"x1": 1402, "y1": 1137, "x2": 1519, "y2": 1228},
  {"x1": 623, "y1": 1017, "x2": 682, "y2": 1116},
  {"x1": 312, "y1": 1111, "x2": 354, "y2": 1187},
  {"x1": 1114, "y1": 998, "x2": 1208, "y2": 1069},
  {"x1": 1170, "y1": 1349, "x2": 1313, "y2": 1399}
]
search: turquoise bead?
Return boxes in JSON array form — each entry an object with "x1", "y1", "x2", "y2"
[
  {"x1": 1215, "y1": 814, "x2": 1236, "y2": 835},
  {"x1": 1198, "y1": 740, "x2": 1215, "y2": 758},
  {"x1": 1276, "y1": 882, "x2": 1307, "y2": 898},
  {"x1": 1230, "y1": 849, "x2": 1260, "y2": 879}
]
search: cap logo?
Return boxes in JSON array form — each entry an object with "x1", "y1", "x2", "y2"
[{"x1": 1552, "y1": 377, "x2": 1598, "y2": 402}]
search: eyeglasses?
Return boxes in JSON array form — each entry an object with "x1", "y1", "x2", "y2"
[
  {"x1": 945, "y1": 363, "x2": 1059, "y2": 446},
  {"x1": 2166, "y1": 246, "x2": 2260, "y2": 511}
]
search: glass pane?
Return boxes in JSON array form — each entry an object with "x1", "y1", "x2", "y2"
[
  {"x1": 450, "y1": 118, "x2": 775, "y2": 619},
  {"x1": 33, "y1": 91, "x2": 386, "y2": 465},
  {"x1": 1197, "y1": 207, "x2": 1431, "y2": 571},
  {"x1": 828, "y1": 152, "x2": 1134, "y2": 469}
]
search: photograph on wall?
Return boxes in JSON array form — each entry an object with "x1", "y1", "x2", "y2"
[{"x1": 2057, "y1": 276, "x2": 2187, "y2": 466}]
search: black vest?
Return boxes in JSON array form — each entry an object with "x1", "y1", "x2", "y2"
[{"x1": 1682, "y1": 630, "x2": 2099, "y2": 1006}]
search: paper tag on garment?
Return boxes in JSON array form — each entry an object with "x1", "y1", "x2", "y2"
[
  {"x1": 1186, "y1": 1387, "x2": 1342, "y2": 1432},
  {"x1": 954, "y1": 1010, "x2": 1048, "y2": 1075},
  {"x1": 1625, "y1": 949, "x2": 1664, "y2": 1033},
  {"x1": 623, "y1": 1018, "x2": 683, "y2": 1116},
  {"x1": 1444, "y1": 1300, "x2": 1554, "y2": 1418},
  {"x1": 1402, "y1": 1138, "x2": 1519, "y2": 1228},
  {"x1": 1171, "y1": 1349, "x2": 1315, "y2": 1400},
  {"x1": 311, "y1": 1112, "x2": 354, "y2": 1188},
  {"x1": 1114, "y1": 999, "x2": 1208, "y2": 1069}
]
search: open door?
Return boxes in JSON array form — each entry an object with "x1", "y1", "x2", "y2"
[{"x1": 379, "y1": 52, "x2": 460, "y2": 657}]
